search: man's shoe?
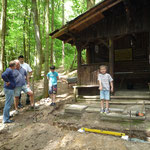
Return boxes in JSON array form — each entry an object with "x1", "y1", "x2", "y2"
[
  {"x1": 26, "y1": 102, "x2": 30, "y2": 105},
  {"x1": 14, "y1": 110, "x2": 19, "y2": 115},
  {"x1": 4, "y1": 120, "x2": 14, "y2": 124},
  {"x1": 18, "y1": 104, "x2": 24, "y2": 109},
  {"x1": 9, "y1": 115, "x2": 13, "y2": 119},
  {"x1": 30, "y1": 105, "x2": 39, "y2": 110}
]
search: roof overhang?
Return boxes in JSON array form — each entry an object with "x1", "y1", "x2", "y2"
[{"x1": 50, "y1": 0, "x2": 123, "y2": 44}]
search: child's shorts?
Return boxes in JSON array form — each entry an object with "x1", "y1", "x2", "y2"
[
  {"x1": 100, "y1": 90, "x2": 110, "y2": 100},
  {"x1": 49, "y1": 85, "x2": 57, "y2": 94}
]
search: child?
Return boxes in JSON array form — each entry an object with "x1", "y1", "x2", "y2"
[
  {"x1": 98, "y1": 65, "x2": 113, "y2": 114},
  {"x1": 47, "y1": 66, "x2": 59, "y2": 106}
]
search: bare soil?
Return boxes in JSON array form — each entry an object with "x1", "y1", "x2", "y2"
[{"x1": 0, "y1": 76, "x2": 150, "y2": 150}]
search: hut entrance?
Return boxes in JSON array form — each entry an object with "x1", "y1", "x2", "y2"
[{"x1": 114, "y1": 32, "x2": 150, "y2": 90}]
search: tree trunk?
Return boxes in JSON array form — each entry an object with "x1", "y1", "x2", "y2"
[
  {"x1": 32, "y1": 0, "x2": 42, "y2": 79},
  {"x1": 87, "y1": 0, "x2": 95, "y2": 9},
  {"x1": 43, "y1": 0, "x2": 49, "y2": 97},
  {"x1": 23, "y1": 0, "x2": 27, "y2": 62},
  {"x1": 62, "y1": 0, "x2": 65, "y2": 68},
  {"x1": 0, "y1": 0, "x2": 7, "y2": 76},
  {"x1": 50, "y1": 0, "x2": 54, "y2": 65},
  {"x1": 42, "y1": 1, "x2": 46, "y2": 64},
  {"x1": 27, "y1": 11, "x2": 31, "y2": 65}
]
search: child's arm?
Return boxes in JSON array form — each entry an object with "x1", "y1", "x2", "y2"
[
  {"x1": 110, "y1": 81, "x2": 113, "y2": 93},
  {"x1": 98, "y1": 74, "x2": 102, "y2": 90},
  {"x1": 57, "y1": 76, "x2": 59, "y2": 80},
  {"x1": 99, "y1": 80, "x2": 102, "y2": 90}
]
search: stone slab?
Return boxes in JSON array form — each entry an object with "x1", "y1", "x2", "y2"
[
  {"x1": 85, "y1": 107, "x2": 124, "y2": 113},
  {"x1": 65, "y1": 104, "x2": 88, "y2": 114},
  {"x1": 85, "y1": 107, "x2": 100, "y2": 113}
]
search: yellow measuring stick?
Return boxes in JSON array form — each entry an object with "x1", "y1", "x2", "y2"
[{"x1": 81, "y1": 128, "x2": 126, "y2": 137}]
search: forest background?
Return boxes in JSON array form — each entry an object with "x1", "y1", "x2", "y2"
[{"x1": 0, "y1": 0, "x2": 103, "y2": 96}]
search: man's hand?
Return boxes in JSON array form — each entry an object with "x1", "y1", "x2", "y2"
[
  {"x1": 99, "y1": 86, "x2": 102, "y2": 90},
  {"x1": 27, "y1": 84, "x2": 30, "y2": 87},
  {"x1": 6, "y1": 82, "x2": 10, "y2": 86}
]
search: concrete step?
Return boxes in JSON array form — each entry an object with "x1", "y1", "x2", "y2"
[
  {"x1": 77, "y1": 98, "x2": 150, "y2": 105},
  {"x1": 100, "y1": 113, "x2": 145, "y2": 121},
  {"x1": 78, "y1": 95, "x2": 150, "y2": 100},
  {"x1": 64, "y1": 104, "x2": 146, "y2": 121}
]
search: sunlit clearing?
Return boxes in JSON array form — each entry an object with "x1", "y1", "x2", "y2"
[{"x1": 65, "y1": 1, "x2": 74, "y2": 21}]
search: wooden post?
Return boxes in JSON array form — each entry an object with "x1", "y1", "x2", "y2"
[
  {"x1": 109, "y1": 38, "x2": 114, "y2": 79},
  {"x1": 149, "y1": 32, "x2": 150, "y2": 65},
  {"x1": 77, "y1": 45, "x2": 82, "y2": 85},
  {"x1": 86, "y1": 48, "x2": 91, "y2": 64}
]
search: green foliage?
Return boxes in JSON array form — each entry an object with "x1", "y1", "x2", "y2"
[{"x1": 1, "y1": 0, "x2": 93, "y2": 72}]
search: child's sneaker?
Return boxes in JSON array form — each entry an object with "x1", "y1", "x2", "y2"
[
  {"x1": 50, "y1": 102, "x2": 56, "y2": 106},
  {"x1": 100, "y1": 108, "x2": 105, "y2": 114},
  {"x1": 104, "y1": 108, "x2": 109, "y2": 114}
]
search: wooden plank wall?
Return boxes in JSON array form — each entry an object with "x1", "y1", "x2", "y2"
[
  {"x1": 79, "y1": 63, "x2": 108, "y2": 85},
  {"x1": 78, "y1": 1, "x2": 150, "y2": 42}
]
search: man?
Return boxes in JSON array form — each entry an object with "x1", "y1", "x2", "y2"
[
  {"x1": 18, "y1": 55, "x2": 32, "y2": 107},
  {"x1": 2, "y1": 61, "x2": 16, "y2": 123},
  {"x1": 13, "y1": 60, "x2": 35, "y2": 114}
]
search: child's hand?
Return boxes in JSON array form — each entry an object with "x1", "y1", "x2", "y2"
[
  {"x1": 111, "y1": 88, "x2": 113, "y2": 93},
  {"x1": 99, "y1": 86, "x2": 102, "y2": 90}
]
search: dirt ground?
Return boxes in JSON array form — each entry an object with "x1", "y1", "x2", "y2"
[{"x1": 0, "y1": 76, "x2": 150, "y2": 150}]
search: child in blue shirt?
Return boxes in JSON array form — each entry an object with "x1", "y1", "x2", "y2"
[{"x1": 47, "y1": 66, "x2": 59, "y2": 106}]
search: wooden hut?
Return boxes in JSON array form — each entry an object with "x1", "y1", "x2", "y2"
[{"x1": 50, "y1": 0, "x2": 150, "y2": 97}]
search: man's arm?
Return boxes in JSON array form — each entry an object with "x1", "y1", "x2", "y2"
[{"x1": 2, "y1": 70, "x2": 11, "y2": 86}]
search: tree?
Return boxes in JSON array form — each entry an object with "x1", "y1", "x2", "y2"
[
  {"x1": 87, "y1": 0, "x2": 95, "y2": 9},
  {"x1": 50, "y1": 0, "x2": 54, "y2": 65},
  {"x1": 23, "y1": 0, "x2": 28, "y2": 62},
  {"x1": 31, "y1": 0, "x2": 42, "y2": 79},
  {"x1": 62, "y1": 0, "x2": 65, "y2": 68},
  {"x1": 43, "y1": 0, "x2": 49, "y2": 97},
  {"x1": 0, "y1": 0, "x2": 7, "y2": 75}
]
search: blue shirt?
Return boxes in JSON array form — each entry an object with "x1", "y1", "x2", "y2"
[
  {"x1": 13, "y1": 67, "x2": 27, "y2": 87},
  {"x1": 47, "y1": 71, "x2": 58, "y2": 86},
  {"x1": 2, "y1": 68, "x2": 16, "y2": 89}
]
